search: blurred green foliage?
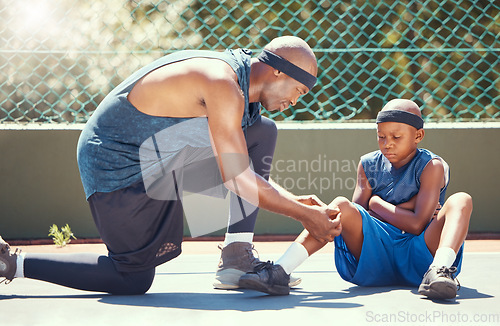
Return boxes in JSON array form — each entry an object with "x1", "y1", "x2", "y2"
[
  {"x1": 48, "y1": 224, "x2": 77, "y2": 247},
  {"x1": 0, "y1": 0, "x2": 498, "y2": 123}
]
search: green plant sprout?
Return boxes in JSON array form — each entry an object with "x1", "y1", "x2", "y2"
[{"x1": 48, "y1": 224, "x2": 77, "y2": 247}]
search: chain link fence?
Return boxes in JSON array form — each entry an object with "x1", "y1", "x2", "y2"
[{"x1": 0, "y1": 0, "x2": 498, "y2": 123}]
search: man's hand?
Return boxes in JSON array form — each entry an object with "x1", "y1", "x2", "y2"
[
  {"x1": 295, "y1": 194, "x2": 326, "y2": 207},
  {"x1": 301, "y1": 205, "x2": 342, "y2": 243}
]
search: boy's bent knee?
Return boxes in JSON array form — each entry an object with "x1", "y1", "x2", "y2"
[
  {"x1": 330, "y1": 196, "x2": 361, "y2": 226},
  {"x1": 443, "y1": 192, "x2": 473, "y2": 224},
  {"x1": 448, "y1": 192, "x2": 473, "y2": 210},
  {"x1": 331, "y1": 196, "x2": 351, "y2": 208},
  {"x1": 331, "y1": 196, "x2": 357, "y2": 213}
]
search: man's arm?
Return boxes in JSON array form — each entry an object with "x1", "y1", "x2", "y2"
[
  {"x1": 269, "y1": 178, "x2": 327, "y2": 207},
  {"x1": 368, "y1": 159, "x2": 445, "y2": 235},
  {"x1": 203, "y1": 74, "x2": 340, "y2": 242}
]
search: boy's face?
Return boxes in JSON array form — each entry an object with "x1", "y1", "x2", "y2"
[{"x1": 377, "y1": 122, "x2": 424, "y2": 169}]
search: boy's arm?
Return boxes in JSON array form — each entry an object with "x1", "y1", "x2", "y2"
[
  {"x1": 352, "y1": 161, "x2": 372, "y2": 209},
  {"x1": 368, "y1": 159, "x2": 445, "y2": 235}
]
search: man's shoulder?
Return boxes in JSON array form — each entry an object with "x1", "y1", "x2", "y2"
[{"x1": 199, "y1": 59, "x2": 238, "y2": 81}]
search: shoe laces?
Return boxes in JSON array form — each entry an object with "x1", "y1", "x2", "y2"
[
  {"x1": 253, "y1": 260, "x2": 274, "y2": 273},
  {"x1": 217, "y1": 243, "x2": 260, "y2": 258},
  {"x1": 245, "y1": 244, "x2": 261, "y2": 265},
  {"x1": 254, "y1": 261, "x2": 274, "y2": 283},
  {"x1": 216, "y1": 243, "x2": 261, "y2": 268},
  {"x1": 437, "y1": 266, "x2": 461, "y2": 290}
]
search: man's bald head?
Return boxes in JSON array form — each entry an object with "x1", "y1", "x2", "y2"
[
  {"x1": 381, "y1": 99, "x2": 422, "y2": 117},
  {"x1": 263, "y1": 36, "x2": 317, "y2": 77}
]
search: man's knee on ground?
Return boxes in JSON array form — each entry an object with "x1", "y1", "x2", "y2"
[{"x1": 111, "y1": 270, "x2": 155, "y2": 295}]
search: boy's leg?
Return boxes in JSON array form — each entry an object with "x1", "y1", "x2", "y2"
[
  {"x1": 293, "y1": 196, "x2": 363, "y2": 258},
  {"x1": 330, "y1": 197, "x2": 364, "y2": 260},
  {"x1": 419, "y1": 192, "x2": 473, "y2": 299},
  {"x1": 238, "y1": 196, "x2": 362, "y2": 295},
  {"x1": 214, "y1": 116, "x2": 278, "y2": 289},
  {"x1": 424, "y1": 192, "x2": 473, "y2": 255}
]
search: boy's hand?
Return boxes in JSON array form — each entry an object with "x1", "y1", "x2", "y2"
[
  {"x1": 433, "y1": 203, "x2": 442, "y2": 218},
  {"x1": 368, "y1": 195, "x2": 382, "y2": 211}
]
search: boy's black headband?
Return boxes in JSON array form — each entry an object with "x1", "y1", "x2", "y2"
[
  {"x1": 257, "y1": 49, "x2": 317, "y2": 90},
  {"x1": 376, "y1": 110, "x2": 424, "y2": 130}
]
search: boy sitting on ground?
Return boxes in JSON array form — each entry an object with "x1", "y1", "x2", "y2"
[{"x1": 239, "y1": 99, "x2": 473, "y2": 300}]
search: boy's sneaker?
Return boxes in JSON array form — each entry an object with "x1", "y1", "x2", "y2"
[
  {"x1": 213, "y1": 242, "x2": 301, "y2": 289},
  {"x1": 289, "y1": 274, "x2": 301, "y2": 288},
  {"x1": 238, "y1": 261, "x2": 290, "y2": 295},
  {"x1": 418, "y1": 266, "x2": 459, "y2": 300},
  {"x1": 0, "y1": 236, "x2": 19, "y2": 284}
]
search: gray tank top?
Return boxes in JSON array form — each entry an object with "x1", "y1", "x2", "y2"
[{"x1": 77, "y1": 49, "x2": 260, "y2": 199}]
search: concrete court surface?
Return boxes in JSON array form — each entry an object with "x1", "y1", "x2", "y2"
[{"x1": 1, "y1": 241, "x2": 499, "y2": 326}]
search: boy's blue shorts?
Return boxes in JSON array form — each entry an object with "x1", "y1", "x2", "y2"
[{"x1": 334, "y1": 203, "x2": 464, "y2": 287}]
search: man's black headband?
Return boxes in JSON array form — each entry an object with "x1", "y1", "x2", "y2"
[
  {"x1": 376, "y1": 110, "x2": 424, "y2": 130},
  {"x1": 257, "y1": 49, "x2": 317, "y2": 90}
]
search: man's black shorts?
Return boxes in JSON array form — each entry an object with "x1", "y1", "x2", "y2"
[{"x1": 88, "y1": 180, "x2": 184, "y2": 272}]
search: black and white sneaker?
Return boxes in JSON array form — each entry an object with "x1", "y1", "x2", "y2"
[
  {"x1": 418, "y1": 266, "x2": 459, "y2": 300},
  {"x1": 239, "y1": 261, "x2": 290, "y2": 295}
]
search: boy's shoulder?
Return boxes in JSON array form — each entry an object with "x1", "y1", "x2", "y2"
[
  {"x1": 360, "y1": 148, "x2": 446, "y2": 177},
  {"x1": 361, "y1": 148, "x2": 441, "y2": 162},
  {"x1": 360, "y1": 149, "x2": 382, "y2": 162},
  {"x1": 415, "y1": 148, "x2": 447, "y2": 168}
]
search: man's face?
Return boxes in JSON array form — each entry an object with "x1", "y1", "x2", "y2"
[{"x1": 261, "y1": 73, "x2": 309, "y2": 112}]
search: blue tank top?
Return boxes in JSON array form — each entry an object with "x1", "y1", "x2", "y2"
[
  {"x1": 77, "y1": 49, "x2": 261, "y2": 199},
  {"x1": 361, "y1": 148, "x2": 449, "y2": 206}
]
